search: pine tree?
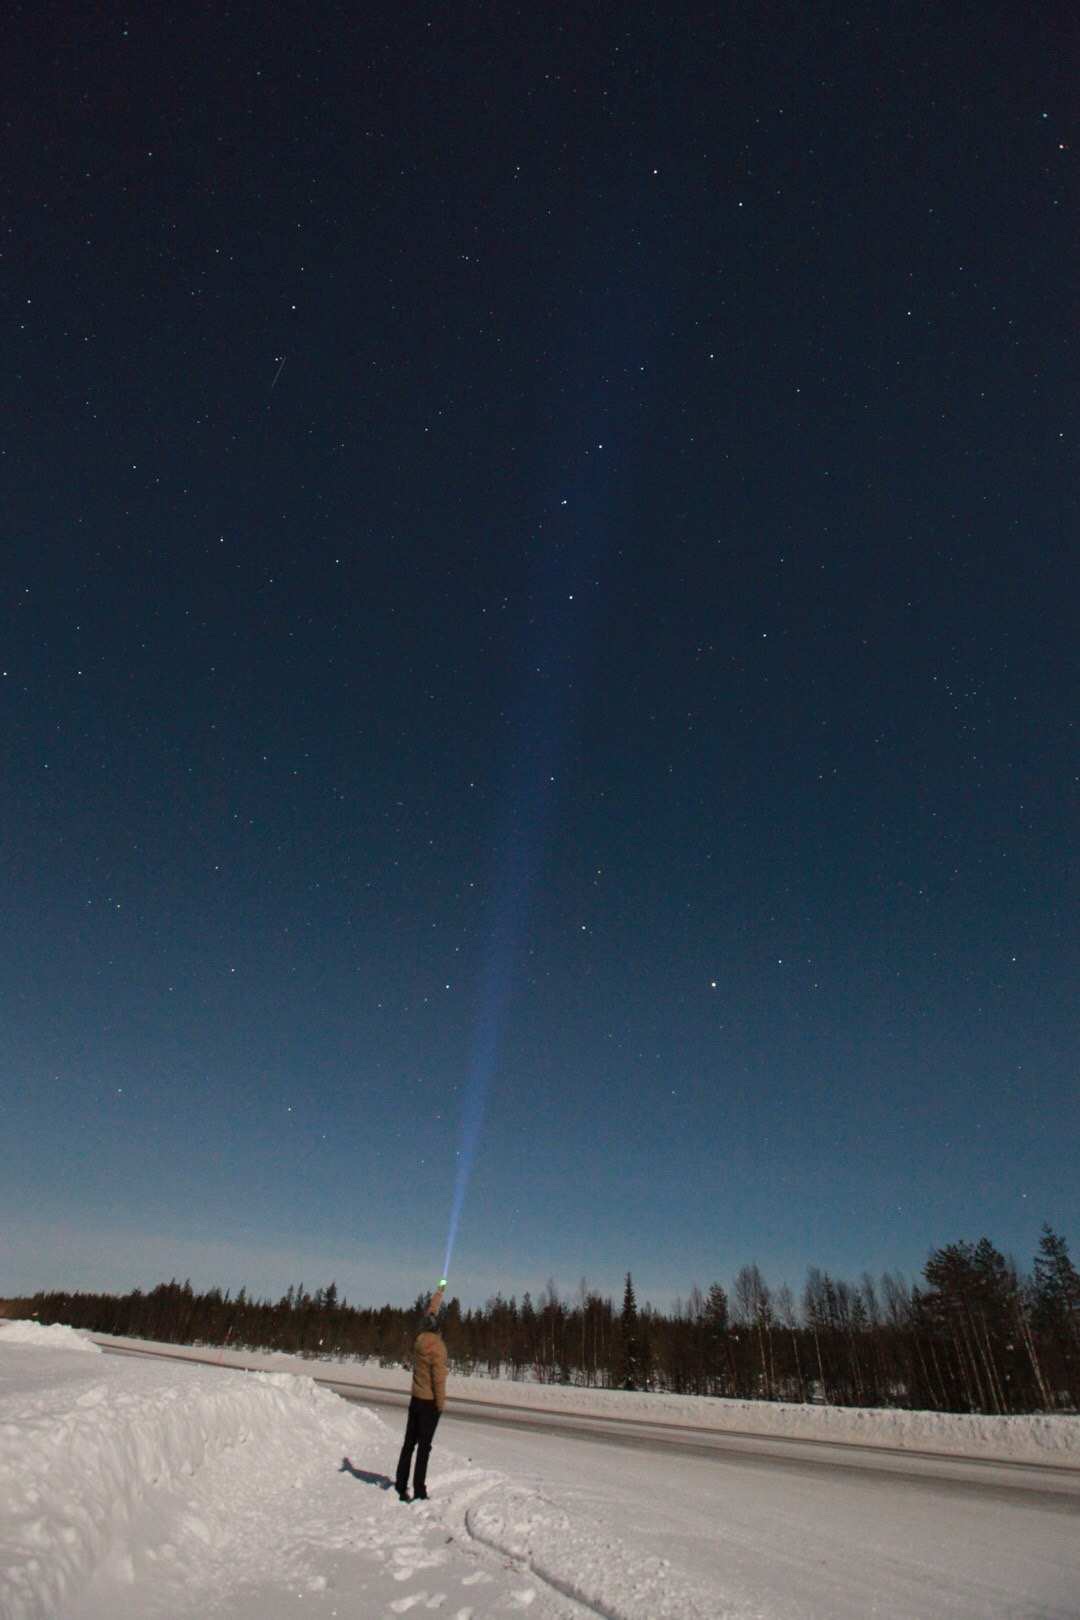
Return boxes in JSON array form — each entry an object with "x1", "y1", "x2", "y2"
[
  {"x1": 922, "y1": 1239, "x2": 1023, "y2": 1412},
  {"x1": 1032, "y1": 1225, "x2": 1080, "y2": 1405},
  {"x1": 1033, "y1": 1226, "x2": 1080, "y2": 1330}
]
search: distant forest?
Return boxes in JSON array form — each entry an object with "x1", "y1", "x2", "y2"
[{"x1": 13, "y1": 1225, "x2": 1079, "y2": 1416}]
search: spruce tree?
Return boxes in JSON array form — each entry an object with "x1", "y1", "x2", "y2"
[
  {"x1": 618, "y1": 1272, "x2": 642, "y2": 1390},
  {"x1": 703, "y1": 1282, "x2": 729, "y2": 1393}
]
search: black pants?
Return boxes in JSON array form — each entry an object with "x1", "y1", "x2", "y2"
[{"x1": 395, "y1": 1396, "x2": 441, "y2": 1495}]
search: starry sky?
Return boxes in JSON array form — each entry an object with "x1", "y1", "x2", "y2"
[{"x1": 3, "y1": 6, "x2": 1076, "y2": 1310}]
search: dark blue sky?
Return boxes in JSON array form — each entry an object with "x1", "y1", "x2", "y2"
[{"x1": 3, "y1": 5, "x2": 1076, "y2": 1309}]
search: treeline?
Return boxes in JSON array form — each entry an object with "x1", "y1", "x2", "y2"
[{"x1": 13, "y1": 1224, "x2": 1079, "y2": 1415}]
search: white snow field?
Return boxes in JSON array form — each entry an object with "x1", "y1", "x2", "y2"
[{"x1": 3, "y1": 1322, "x2": 1080, "y2": 1620}]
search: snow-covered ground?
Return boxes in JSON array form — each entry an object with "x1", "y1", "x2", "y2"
[
  {"x1": 0, "y1": 1322, "x2": 732, "y2": 1620},
  {"x1": 3, "y1": 1321, "x2": 1080, "y2": 1620}
]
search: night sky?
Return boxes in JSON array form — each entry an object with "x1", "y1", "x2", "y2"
[{"x1": 3, "y1": 6, "x2": 1076, "y2": 1310}]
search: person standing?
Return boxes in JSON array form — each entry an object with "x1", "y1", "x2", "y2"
[{"x1": 395, "y1": 1283, "x2": 447, "y2": 1502}]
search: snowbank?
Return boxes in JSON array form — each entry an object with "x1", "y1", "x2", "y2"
[
  {"x1": 92, "y1": 1332, "x2": 1080, "y2": 1469},
  {"x1": 0, "y1": 1342, "x2": 350, "y2": 1619},
  {"x1": 0, "y1": 1320, "x2": 100, "y2": 1354}
]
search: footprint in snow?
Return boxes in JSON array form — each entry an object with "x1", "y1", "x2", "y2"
[{"x1": 392, "y1": 1544, "x2": 449, "y2": 1579}]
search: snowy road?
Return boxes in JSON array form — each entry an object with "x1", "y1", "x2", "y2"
[
  {"x1": 98, "y1": 1341, "x2": 1080, "y2": 1618},
  {"x1": 326, "y1": 1377, "x2": 1080, "y2": 1500},
  {"x1": 431, "y1": 1405, "x2": 1080, "y2": 1620}
]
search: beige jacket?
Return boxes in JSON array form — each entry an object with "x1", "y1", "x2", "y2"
[{"x1": 411, "y1": 1330, "x2": 448, "y2": 1411}]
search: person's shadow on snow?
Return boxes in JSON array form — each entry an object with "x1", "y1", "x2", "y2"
[{"x1": 340, "y1": 1457, "x2": 394, "y2": 1489}]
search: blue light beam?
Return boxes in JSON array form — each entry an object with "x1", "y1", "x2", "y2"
[
  {"x1": 442, "y1": 761, "x2": 553, "y2": 1281},
  {"x1": 440, "y1": 308, "x2": 651, "y2": 1278}
]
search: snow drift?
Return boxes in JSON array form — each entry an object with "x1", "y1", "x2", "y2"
[{"x1": 0, "y1": 1338, "x2": 354, "y2": 1619}]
